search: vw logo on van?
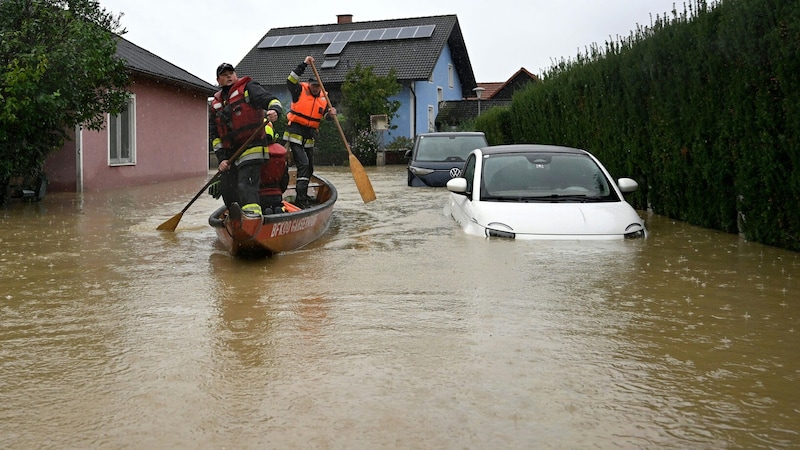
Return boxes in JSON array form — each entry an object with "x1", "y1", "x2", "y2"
[{"x1": 449, "y1": 167, "x2": 462, "y2": 178}]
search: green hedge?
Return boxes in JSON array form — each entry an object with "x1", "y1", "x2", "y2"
[{"x1": 475, "y1": 0, "x2": 800, "y2": 251}]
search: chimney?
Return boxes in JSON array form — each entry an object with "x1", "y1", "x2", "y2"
[{"x1": 337, "y1": 14, "x2": 353, "y2": 24}]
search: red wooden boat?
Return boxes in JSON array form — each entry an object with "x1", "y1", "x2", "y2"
[{"x1": 208, "y1": 173, "x2": 337, "y2": 258}]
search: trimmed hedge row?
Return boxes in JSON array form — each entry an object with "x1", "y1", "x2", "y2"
[{"x1": 476, "y1": 0, "x2": 800, "y2": 251}]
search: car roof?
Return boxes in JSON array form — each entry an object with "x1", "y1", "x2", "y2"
[
  {"x1": 417, "y1": 131, "x2": 486, "y2": 138},
  {"x1": 477, "y1": 144, "x2": 590, "y2": 156}
]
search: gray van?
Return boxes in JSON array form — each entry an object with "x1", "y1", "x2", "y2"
[{"x1": 405, "y1": 132, "x2": 488, "y2": 187}]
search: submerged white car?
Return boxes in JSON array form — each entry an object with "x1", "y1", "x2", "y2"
[{"x1": 445, "y1": 144, "x2": 647, "y2": 240}]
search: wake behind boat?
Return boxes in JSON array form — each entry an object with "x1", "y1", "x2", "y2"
[{"x1": 208, "y1": 173, "x2": 337, "y2": 258}]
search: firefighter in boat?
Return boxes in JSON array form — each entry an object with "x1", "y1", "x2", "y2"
[{"x1": 209, "y1": 62, "x2": 282, "y2": 217}]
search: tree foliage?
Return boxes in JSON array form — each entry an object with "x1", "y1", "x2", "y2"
[
  {"x1": 339, "y1": 64, "x2": 401, "y2": 165},
  {"x1": 0, "y1": 0, "x2": 130, "y2": 179}
]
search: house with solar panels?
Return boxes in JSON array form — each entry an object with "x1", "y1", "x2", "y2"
[
  {"x1": 236, "y1": 14, "x2": 478, "y2": 142},
  {"x1": 44, "y1": 36, "x2": 216, "y2": 192}
]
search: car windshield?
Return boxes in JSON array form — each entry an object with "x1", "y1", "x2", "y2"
[
  {"x1": 415, "y1": 135, "x2": 488, "y2": 162},
  {"x1": 480, "y1": 153, "x2": 619, "y2": 202}
]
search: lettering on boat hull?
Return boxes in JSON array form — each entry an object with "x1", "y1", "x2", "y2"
[{"x1": 269, "y1": 216, "x2": 316, "y2": 238}]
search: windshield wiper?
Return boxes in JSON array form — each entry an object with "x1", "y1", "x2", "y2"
[
  {"x1": 485, "y1": 194, "x2": 606, "y2": 203},
  {"x1": 543, "y1": 194, "x2": 608, "y2": 202}
]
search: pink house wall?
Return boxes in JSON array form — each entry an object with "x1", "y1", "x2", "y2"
[{"x1": 45, "y1": 76, "x2": 210, "y2": 192}]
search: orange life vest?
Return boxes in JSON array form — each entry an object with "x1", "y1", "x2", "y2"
[{"x1": 286, "y1": 83, "x2": 328, "y2": 129}]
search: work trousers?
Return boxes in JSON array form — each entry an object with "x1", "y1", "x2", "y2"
[
  {"x1": 219, "y1": 164, "x2": 239, "y2": 208},
  {"x1": 236, "y1": 161, "x2": 263, "y2": 209},
  {"x1": 287, "y1": 141, "x2": 314, "y2": 203}
]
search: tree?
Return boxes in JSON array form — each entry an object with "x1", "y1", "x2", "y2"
[
  {"x1": 0, "y1": 0, "x2": 130, "y2": 180},
  {"x1": 340, "y1": 64, "x2": 401, "y2": 164}
]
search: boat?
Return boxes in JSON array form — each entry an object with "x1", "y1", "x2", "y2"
[{"x1": 208, "y1": 173, "x2": 337, "y2": 258}]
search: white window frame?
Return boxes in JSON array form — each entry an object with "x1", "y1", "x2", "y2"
[
  {"x1": 109, "y1": 94, "x2": 136, "y2": 166},
  {"x1": 427, "y1": 105, "x2": 435, "y2": 132},
  {"x1": 437, "y1": 87, "x2": 443, "y2": 104},
  {"x1": 448, "y1": 64, "x2": 454, "y2": 88}
]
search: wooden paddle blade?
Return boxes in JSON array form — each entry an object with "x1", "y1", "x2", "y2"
[
  {"x1": 156, "y1": 212, "x2": 184, "y2": 231},
  {"x1": 349, "y1": 153, "x2": 376, "y2": 203}
]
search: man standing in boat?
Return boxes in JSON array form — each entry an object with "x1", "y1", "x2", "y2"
[
  {"x1": 210, "y1": 63, "x2": 283, "y2": 217},
  {"x1": 284, "y1": 56, "x2": 336, "y2": 209}
]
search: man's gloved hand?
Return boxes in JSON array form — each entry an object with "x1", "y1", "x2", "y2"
[{"x1": 208, "y1": 180, "x2": 222, "y2": 199}]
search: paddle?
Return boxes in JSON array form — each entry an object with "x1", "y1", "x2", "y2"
[
  {"x1": 308, "y1": 61, "x2": 377, "y2": 203},
  {"x1": 156, "y1": 126, "x2": 262, "y2": 231}
]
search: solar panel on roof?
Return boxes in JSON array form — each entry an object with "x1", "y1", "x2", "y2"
[
  {"x1": 398, "y1": 26, "x2": 417, "y2": 39},
  {"x1": 303, "y1": 33, "x2": 324, "y2": 45},
  {"x1": 275, "y1": 35, "x2": 293, "y2": 46},
  {"x1": 415, "y1": 25, "x2": 435, "y2": 38},
  {"x1": 334, "y1": 30, "x2": 353, "y2": 42},
  {"x1": 320, "y1": 32, "x2": 337, "y2": 44},
  {"x1": 380, "y1": 27, "x2": 401, "y2": 40},
  {"x1": 365, "y1": 29, "x2": 384, "y2": 40},
  {"x1": 289, "y1": 34, "x2": 307, "y2": 45},
  {"x1": 258, "y1": 36, "x2": 279, "y2": 48},
  {"x1": 324, "y1": 41, "x2": 347, "y2": 55},
  {"x1": 255, "y1": 24, "x2": 437, "y2": 50},
  {"x1": 350, "y1": 30, "x2": 369, "y2": 41}
]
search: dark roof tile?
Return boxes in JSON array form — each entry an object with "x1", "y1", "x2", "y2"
[{"x1": 115, "y1": 36, "x2": 216, "y2": 94}]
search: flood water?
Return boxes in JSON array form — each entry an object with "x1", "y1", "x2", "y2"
[{"x1": 1, "y1": 165, "x2": 798, "y2": 449}]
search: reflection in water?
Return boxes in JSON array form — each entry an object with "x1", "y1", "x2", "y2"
[{"x1": 1, "y1": 166, "x2": 798, "y2": 448}]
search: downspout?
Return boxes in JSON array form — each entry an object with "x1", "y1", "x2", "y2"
[
  {"x1": 409, "y1": 81, "x2": 417, "y2": 139},
  {"x1": 74, "y1": 125, "x2": 83, "y2": 193}
]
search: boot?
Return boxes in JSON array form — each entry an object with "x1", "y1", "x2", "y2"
[{"x1": 295, "y1": 182, "x2": 311, "y2": 209}]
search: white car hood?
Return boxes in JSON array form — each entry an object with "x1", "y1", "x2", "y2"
[{"x1": 473, "y1": 201, "x2": 643, "y2": 237}]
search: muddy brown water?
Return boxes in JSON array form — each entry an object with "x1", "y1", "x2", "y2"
[{"x1": 1, "y1": 165, "x2": 798, "y2": 449}]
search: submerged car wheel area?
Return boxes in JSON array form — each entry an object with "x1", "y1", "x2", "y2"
[
  {"x1": 445, "y1": 144, "x2": 647, "y2": 240},
  {"x1": 406, "y1": 132, "x2": 488, "y2": 187}
]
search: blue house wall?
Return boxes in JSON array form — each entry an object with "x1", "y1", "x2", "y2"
[{"x1": 386, "y1": 45, "x2": 463, "y2": 142}]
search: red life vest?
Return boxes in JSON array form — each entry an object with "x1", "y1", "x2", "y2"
[
  {"x1": 286, "y1": 83, "x2": 328, "y2": 129},
  {"x1": 259, "y1": 143, "x2": 288, "y2": 197},
  {"x1": 211, "y1": 76, "x2": 266, "y2": 148}
]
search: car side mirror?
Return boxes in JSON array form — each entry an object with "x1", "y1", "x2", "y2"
[
  {"x1": 446, "y1": 177, "x2": 468, "y2": 194},
  {"x1": 404, "y1": 149, "x2": 411, "y2": 159},
  {"x1": 617, "y1": 178, "x2": 639, "y2": 193}
]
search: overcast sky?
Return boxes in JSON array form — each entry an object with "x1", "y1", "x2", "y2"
[{"x1": 98, "y1": 0, "x2": 680, "y2": 86}]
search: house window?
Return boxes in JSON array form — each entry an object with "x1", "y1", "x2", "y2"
[
  {"x1": 109, "y1": 95, "x2": 136, "y2": 165},
  {"x1": 448, "y1": 64, "x2": 454, "y2": 88},
  {"x1": 427, "y1": 105, "x2": 435, "y2": 132},
  {"x1": 321, "y1": 58, "x2": 339, "y2": 69},
  {"x1": 428, "y1": 71, "x2": 433, "y2": 83},
  {"x1": 437, "y1": 87, "x2": 443, "y2": 104}
]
